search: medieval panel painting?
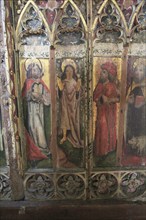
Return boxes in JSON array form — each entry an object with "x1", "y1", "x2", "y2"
[
  {"x1": 16, "y1": 0, "x2": 52, "y2": 169},
  {"x1": 1, "y1": 0, "x2": 146, "y2": 202},
  {"x1": 93, "y1": 57, "x2": 121, "y2": 167},
  {"x1": 15, "y1": 0, "x2": 146, "y2": 172},
  {"x1": 54, "y1": 1, "x2": 87, "y2": 169},
  {"x1": 20, "y1": 59, "x2": 52, "y2": 169},
  {"x1": 56, "y1": 58, "x2": 85, "y2": 168},
  {"x1": 123, "y1": 57, "x2": 146, "y2": 166},
  {"x1": 16, "y1": 0, "x2": 87, "y2": 170}
]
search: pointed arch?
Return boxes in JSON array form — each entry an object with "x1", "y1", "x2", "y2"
[
  {"x1": 129, "y1": 0, "x2": 145, "y2": 31},
  {"x1": 92, "y1": 0, "x2": 128, "y2": 33},
  {"x1": 52, "y1": 0, "x2": 87, "y2": 44},
  {"x1": 15, "y1": 0, "x2": 52, "y2": 46}
]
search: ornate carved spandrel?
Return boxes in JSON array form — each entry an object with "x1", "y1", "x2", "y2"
[
  {"x1": 15, "y1": 0, "x2": 29, "y2": 15},
  {"x1": 117, "y1": 0, "x2": 140, "y2": 24},
  {"x1": 92, "y1": 0, "x2": 103, "y2": 20},
  {"x1": 130, "y1": 0, "x2": 146, "y2": 43},
  {"x1": 35, "y1": 0, "x2": 64, "y2": 28},
  {"x1": 55, "y1": 2, "x2": 86, "y2": 45},
  {"x1": 73, "y1": 0, "x2": 87, "y2": 22},
  {"x1": 17, "y1": 2, "x2": 51, "y2": 58},
  {"x1": 16, "y1": 1, "x2": 50, "y2": 49},
  {"x1": 93, "y1": 1, "x2": 127, "y2": 44}
]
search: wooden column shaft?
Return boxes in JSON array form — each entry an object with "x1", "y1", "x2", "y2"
[
  {"x1": 49, "y1": 46, "x2": 58, "y2": 169},
  {"x1": 117, "y1": 45, "x2": 129, "y2": 165}
]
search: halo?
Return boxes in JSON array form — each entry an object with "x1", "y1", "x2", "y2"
[
  {"x1": 133, "y1": 58, "x2": 146, "y2": 69},
  {"x1": 61, "y1": 59, "x2": 77, "y2": 73},
  {"x1": 24, "y1": 58, "x2": 43, "y2": 72}
]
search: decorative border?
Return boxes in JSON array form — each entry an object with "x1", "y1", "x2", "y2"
[
  {"x1": 0, "y1": 173, "x2": 11, "y2": 200},
  {"x1": 24, "y1": 173, "x2": 55, "y2": 200},
  {"x1": 56, "y1": 173, "x2": 86, "y2": 199},
  {"x1": 19, "y1": 45, "x2": 50, "y2": 58},
  {"x1": 24, "y1": 171, "x2": 146, "y2": 201},
  {"x1": 1, "y1": 0, "x2": 146, "y2": 202},
  {"x1": 24, "y1": 172, "x2": 87, "y2": 200},
  {"x1": 89, "y1": 171, "x2": 146, "y2": 201}
]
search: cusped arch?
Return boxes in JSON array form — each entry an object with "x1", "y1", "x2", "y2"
[
  {"x1": 92, "y1": 0, "x2": 128, "y2": 33},
  {"x1": 52, "y1": 0, "x2": 87, "y2": 44},
  {"x1": 129, "y1": 0, "x2": 145, "y2": 31},
  {"x1": 15, "y1": 0, "x2": 52, "y2": 46}
]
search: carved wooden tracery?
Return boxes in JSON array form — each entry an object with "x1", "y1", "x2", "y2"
[{"x1": 0, "y1": 0, "x2": 146, "y2": 201}]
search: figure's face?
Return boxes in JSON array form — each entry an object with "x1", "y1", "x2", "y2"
[
  {"x1": 66, "y1": 66, "x2": 74, "y2": 80},
  {"x1": 134, "y1": 65, "x2": 145, "y2": 82},
  {"x1": 100, "y1": 69, "x2": 108, "y2": 82},
  {"x1": 31, "y1": 65, "x2": 41, "y2": 79}
]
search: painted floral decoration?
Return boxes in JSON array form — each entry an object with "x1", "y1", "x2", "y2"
[
  {"x1": 90, "y1": 173, "x2": 118, "y2": 197},
  {"x1": 57, "y1": 174, "x2": 85, "y2": 199},
  {"x1": 0, "y1": 174, "x2": 11, "y2": 199},
  {"x1": 26, "y1": 174, "x2": 54, "y2": 199},
  {"x1": 121, "y1": 173, "x2": 145, "y2": 195}
]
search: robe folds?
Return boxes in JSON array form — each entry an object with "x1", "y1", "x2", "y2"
[
  {"x1": 93, "y1": 81, "x2": 119, "y2": 156},
  {"x1": 60, "y1": 78, "x2": 83, "y2": 148},
  {"x1": 122, "y1": 80, "x2": 146, "y2": 165},
  {"x1": 126, "y1": 81, "x2": 146, "y2": 140},
  {"x1": 22, "y1": 78, "x2": 51, "y2": 161}
]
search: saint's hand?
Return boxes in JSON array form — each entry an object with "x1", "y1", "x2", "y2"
[
  {"x1": 57, "y1": 77, "x2": 64, "y2": 91},
  {"x1": 76, "y1": 79, "x2": 81, "y2": 91},
  {"x1": 128, "y1": 94, "x2": 134, "y2": 104}
]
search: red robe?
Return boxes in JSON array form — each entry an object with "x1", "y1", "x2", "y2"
[{"x1": 93, "y1": 82, "x2": 118, "y2": 156}]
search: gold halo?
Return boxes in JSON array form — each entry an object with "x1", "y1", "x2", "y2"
[
  {"x1": 133, "y1": 58, "x2": 146, "y2": 69},
  {"x1": 24, "y1": 59, "x2": 43, "y2": 72},
  {"x1": 61, "y1": 59, "x2": 77, "y2": 73}
]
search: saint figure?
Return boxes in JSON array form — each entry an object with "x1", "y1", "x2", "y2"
[
  {"x1": 57, "y1": 60, "x2": 83, "y2": 148},
  {"x1": 93, "y1": 62, "x2": 120, "y2": 156},
  {"x1": 22, "y1": 60, "x2": 51, "y2": 161},
  {"x1": 126, "y1": 59, "x2": 146, "y2": 157}
]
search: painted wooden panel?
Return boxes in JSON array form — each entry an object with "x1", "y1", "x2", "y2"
[{"x1": 0, "y1": 0, "x2": 146, "y2": 201}]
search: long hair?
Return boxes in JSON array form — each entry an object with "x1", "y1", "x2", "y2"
[{"x1": 61, "y1": 64, "x2": 77, "y2": 81}]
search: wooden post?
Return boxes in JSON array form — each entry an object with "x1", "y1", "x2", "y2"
[
  {"x1": 116, "y1": 45, "x2": 129, "y2": 165},
  {"x1": 4, "y1": 0, "x2": 24, "y2": 200},
  {"x1": 49, "y1": 46, "x2": 58, "y2": 169},
  {"x1": 86, "y1": 0, "x2": 93, "y2": 199}
]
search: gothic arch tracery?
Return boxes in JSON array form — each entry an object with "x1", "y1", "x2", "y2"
[{"x1": 0, "y1": 0, "x2": 146, "y2": 201}]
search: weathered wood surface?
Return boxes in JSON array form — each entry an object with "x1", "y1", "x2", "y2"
[{"x1": 0, "y1": 201, "x2": 146, "y2": 220}]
